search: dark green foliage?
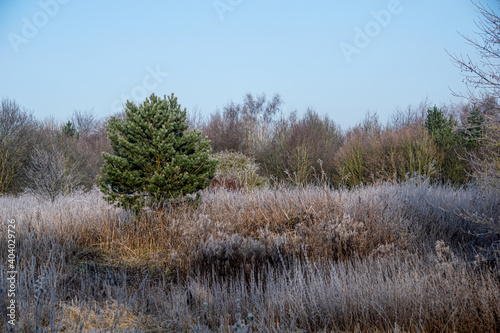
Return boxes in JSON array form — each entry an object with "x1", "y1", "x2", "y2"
[
  {"x1": 99, "y1": 93, "x2": 218, "y2": 213},
  {"x1": 62, "y1": 121, "x2": 78, "y2": 138},
  {"x1": 462, "y1": 107, "x2": 486, "y2": 151},
  {"x1": 424, "y1": 106, "x2": 456, "y2": 150},
  {"x1": 440, "y1": 146, "x2": 469, "y2": 184},
  {"x1": 424, "y1": 106, "x2": 469, "y2": 183}
]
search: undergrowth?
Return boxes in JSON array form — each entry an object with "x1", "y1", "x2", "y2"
[{"x1": 0, "y1": 181, "x2": 499, "y2": 332}]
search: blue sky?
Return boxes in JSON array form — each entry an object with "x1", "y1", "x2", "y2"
[{"x1": 0, "y1": 0, "x2": 497, "y2": 128}]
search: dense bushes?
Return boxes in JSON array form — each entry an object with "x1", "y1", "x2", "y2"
[
  {"x1": 198, "y1": 97, "x2": 497, "y2": 188},
  {"x1": 0, "y1": 100, "x2": 111, "y2": 196},
  {"x1": 334, "y1": 112, "x2": 439, "y2": 186},
  {"x1": 1, "y1": 93, "x2": 497, "y2": 196},
  {"x1": 259, "y1": 109, "x2": 344, "y2": 184},
  {"x1": 200, "y1": 93, "x2": 282, "y2": 156},
  {"x1": 211, "y1": 151, "x2": 265, "y2": 189},
  {"x1": 199, "y1": 95, "x2": 498, "y2": 188}
]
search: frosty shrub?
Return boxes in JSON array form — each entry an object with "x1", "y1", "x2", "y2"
[{"x1": 212, "y1": 151, "x2": 266, "y2": 188}]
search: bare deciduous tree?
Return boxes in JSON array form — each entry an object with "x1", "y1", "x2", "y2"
[
  {"x1": 448, "y1": 1, "x2": 500, "y2": 256},
  {"x1": 241, "y1": 93, "x2": 282, "y2": 156},
  {"x1": 0, "y1": 99, "x2": 36, "y2": 194},
  {"x1": 449, "y1": 1, "x2": 500, "y2": 101},
  {"x1": 449, "y1": 2, "x2": 500, "y2": 187},
  {"x1": 71, "y1": 109, "x2": 98, "y2": 137},
  {"x1": 200, "y1": 93, "x2": 282, "y2": 156},
  {"x1": 202, "y1": 102, "x2": 244, "y2": 153},
  {"x1": 24, "y1": 146, "x2": 82, "y2": 202}
]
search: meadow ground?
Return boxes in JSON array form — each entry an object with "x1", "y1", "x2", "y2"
[{"x1": 0, "y1": 180, "x2": 499, "y2": 332}]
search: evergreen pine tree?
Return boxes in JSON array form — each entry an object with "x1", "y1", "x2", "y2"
[
  {"x1": 424, "y1": 106, "x2": 456, "y2": 150},
  {"x1": 463, "y1": 106, "x2": 486, "y2": 151},
  {"x1": 425, "y1": 106, "x2": 468, "y2": 183},
  {"x1": 62, "y1": 121, "x2": 78, "y2": 138},
  {"x1": 99, "y1": 93, "x2": 218, "y2": 213}
]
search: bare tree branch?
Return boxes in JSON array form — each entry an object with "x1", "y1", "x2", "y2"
[{"x1": 448, "y1": 1, "x2": 500, "y2": 100}]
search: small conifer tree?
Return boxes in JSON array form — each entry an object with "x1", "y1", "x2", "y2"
[
  {"x1": 424, "y1": 106, "x2": 456, "y2": 150},
  {"x1": 62, "y1": 121, "x2": 78, "y2": 138},
  {"x1": 99, "y1": 93, "x2": 218, "y2": 213},
  {"x1": 463, "y1": 107, "x2": 486, "y2": 151},
  {"x1": 425, "y1": 106, "x2": 470, "y2": 183}
]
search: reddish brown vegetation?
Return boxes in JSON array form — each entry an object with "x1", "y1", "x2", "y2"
[{"x1": 208, "y1": 177, "x2": 244, "y2": 192}]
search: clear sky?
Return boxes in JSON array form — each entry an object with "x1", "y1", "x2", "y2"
[{"x1": 0, "y1": 0, "x2": 498, "y2": 128}]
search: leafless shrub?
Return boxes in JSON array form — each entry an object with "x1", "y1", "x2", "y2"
[
  {"x1": 70, "y1": 128, "x2": 112, "y2": 190},
  {"x1": 388, "y1": 101, "x2": 428, "y2": 131},
  {"x1": 259, "y1": 109, "x2": 344, "y2": 184},
  {"x1": 201, "y1": 102, "x2": 245, "y2": 153},
  {"x1": 23, "y1": 146, "x2": 82, "y2": 202},
  {"x1": 469, "y1": 112, "x2": 500, "y2": 192},
  {"x1": 29, "y1": 113, "x2": 112, "y2": 191}
]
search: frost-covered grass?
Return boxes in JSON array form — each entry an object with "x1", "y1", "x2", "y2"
[{"x1": 0, "y1": 181, "x2": 499, "y2": 332}]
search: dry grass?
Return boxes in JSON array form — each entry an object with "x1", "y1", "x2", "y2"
[{"x1": 0, "y1": 181, "x2": 499, "y2": 332}]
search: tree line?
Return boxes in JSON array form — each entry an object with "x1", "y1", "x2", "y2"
[
  {"x1": 0, "y1": 92, "x2": 497, "y2": 201},
  {"x1": 196, "y1": 94, "x2": 498, "y2": 187},
  {"x1": 0, "y1": 103, "x2": 111, "y2": 200}
]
